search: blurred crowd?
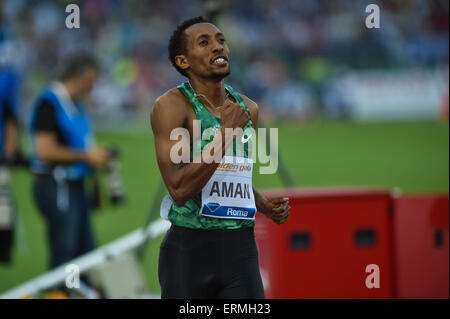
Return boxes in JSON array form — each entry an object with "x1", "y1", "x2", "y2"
[{"x1": 1, "y1": 0, "x2": 449, "y2": 123}]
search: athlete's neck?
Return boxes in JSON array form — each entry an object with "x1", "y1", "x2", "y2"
[{"x1": 188, "y1": 78, "x2": 227, "y2": 107}]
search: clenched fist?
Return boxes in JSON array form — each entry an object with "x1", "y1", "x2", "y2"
[{"x1": 220, "y1": 99, "x2": 250, "y2": 130}]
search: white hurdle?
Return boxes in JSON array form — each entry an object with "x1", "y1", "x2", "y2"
[{"x1": 0, "y1": 218, "x2": 170, "y2": 299}]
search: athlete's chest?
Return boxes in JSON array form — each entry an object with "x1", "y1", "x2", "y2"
[{"x1": 184, "y1": 102, "x2": 222, "y2": 143}]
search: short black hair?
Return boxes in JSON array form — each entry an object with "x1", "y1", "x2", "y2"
[
  {"x1": 58, "y1": 52, "x2": 99, "y2": 81},
  {"x1": 168, "y1": 16, "x2": 210, "y2": 77}
]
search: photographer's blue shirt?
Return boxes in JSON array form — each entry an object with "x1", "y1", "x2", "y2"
[{"x1": 28, "y1": 83, "x2": 93, "y2": 180}]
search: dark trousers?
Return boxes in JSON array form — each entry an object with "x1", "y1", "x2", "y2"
[
  {"x1": 159, "y1": 225, "x2": 265, "y2": 299},
  {"x1": 33, "y1": 175, "x2": 96, "y2": 269}
]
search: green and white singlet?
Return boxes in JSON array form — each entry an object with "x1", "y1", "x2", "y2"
[{"x1": 160, "y1": 82, "x2": 256, "y2": 230}]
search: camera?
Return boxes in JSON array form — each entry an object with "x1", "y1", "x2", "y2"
[
  {"x1": 106, "y1": 148, "x2": 125, "y2": 205},
  {"x1": 0, "y1": 164, "x2": 16, "y2": 264}
]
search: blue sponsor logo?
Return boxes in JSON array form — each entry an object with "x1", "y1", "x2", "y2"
[{"x1": 206, "y1": 202, "x2": 221, "y2": 212}]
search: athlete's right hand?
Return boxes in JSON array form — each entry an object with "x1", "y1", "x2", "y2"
[
  {"x1": 220, "y1": 99, "x2": 250, "y2": 130},
  {"x1": 86, "y1": 146, "x2": 110, "y2": 168}
]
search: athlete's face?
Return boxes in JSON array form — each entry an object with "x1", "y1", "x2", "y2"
[{"x1": 176, "y1": 23, "x2": 230, "y2": 80}]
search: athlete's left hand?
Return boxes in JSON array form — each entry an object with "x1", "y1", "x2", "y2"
[{"x1": 261, "y1": 197, "x2": 290, "y2": 224}]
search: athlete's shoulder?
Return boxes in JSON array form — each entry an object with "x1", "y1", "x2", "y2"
[
  {"x1": 154, "y1": 87, "x2": 187, "y2": 107},
  {"x1": 229, "y1": 87, "x2": 258, "y2": 110},
  {"x1": 233, "y1": 91, "x2": 259, "y2": 128},
  {"x1": 152, "y1": 88, "x2": 188, "y2": 115},
  {"x1": 240, "y1": 94, "x2": 258, "y2": 111},
  {"x1": 234, "y1": 91, "x2": 259, "y2": 116},
  {"x1": 151, "y1": 87, "x2": 189, "y2": 129}
]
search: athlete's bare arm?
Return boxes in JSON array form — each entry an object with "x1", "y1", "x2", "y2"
[
  {"x1": 151, "y1": 89, "x2": 250, "y2": 206},
  {"x1": 242, "y1": 95, "x2": 290, "y2": 224}
]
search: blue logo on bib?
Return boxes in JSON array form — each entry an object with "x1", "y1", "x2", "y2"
[{"x1": 206, "y1": 202, "x2": 220, "y2": 212}]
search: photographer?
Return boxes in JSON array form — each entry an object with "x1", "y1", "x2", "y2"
[{"x1": 28, "y1": 52, "x2": 110, "y2": 269}]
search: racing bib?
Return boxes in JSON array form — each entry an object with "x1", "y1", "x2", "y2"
[{"x1": 200, "y1": 156, "x2": 256, "y2": 220}]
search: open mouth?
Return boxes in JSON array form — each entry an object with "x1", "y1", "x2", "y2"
[{"x1": 211, "y1": 56, "x2": 228, "y2": 66}]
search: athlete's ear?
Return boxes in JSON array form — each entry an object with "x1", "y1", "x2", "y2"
[{"x1": 175, "y1": 55, "x2": 189, "y2": 72}]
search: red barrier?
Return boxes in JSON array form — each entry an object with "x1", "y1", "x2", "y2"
[
  {"x1": 256, "y1": 188, "x2": 395, "y2": 299},
  {"x1": 393, "y1": 194, "x2": 449, "y2": 299}
]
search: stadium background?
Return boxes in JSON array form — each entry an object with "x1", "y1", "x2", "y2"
[{"x1": 0, "y1": 0, "x2": 448, "y2": 296}]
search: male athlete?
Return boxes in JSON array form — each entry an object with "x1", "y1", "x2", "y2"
[{"x1": 151, "y1": 17, "x2": 290, "y2": 299}]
